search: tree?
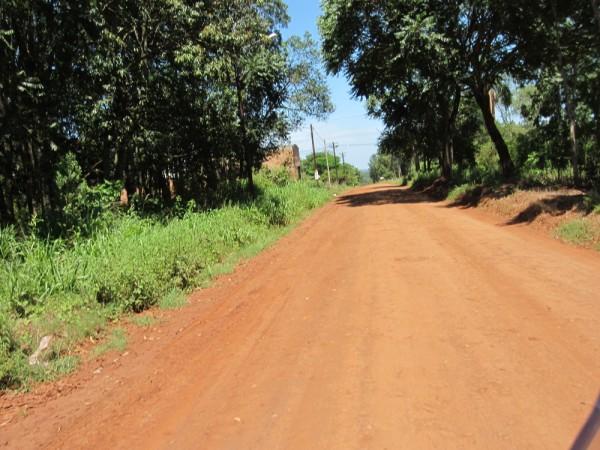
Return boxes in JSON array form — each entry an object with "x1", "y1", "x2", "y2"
[
  {"x1": 320, "y1": 0, "x2": 518, "y2": 177},
  {"x1": 0, "y1": 0, "x2": 92, "y2": 222},
  {"x1": 302, "y1": 152, "x2": 361, "y2": 185},
  {"x1": 198, "y1": 3, "x2": 332, "y2": 192},
  {"x1": 497, "y1": 0, "x2": 600, "y2": 184},
  {"x1": 0, "y1": 1, "x2": 333, "y2": 229},
  {"x1": 369, "y1": 154, "x2": 398, "y2": 182}
]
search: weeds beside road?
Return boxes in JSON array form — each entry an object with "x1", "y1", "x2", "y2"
[
  {"x1": 404, "y1": 169, "x2": 600, "y2": 252},
  {"x1": 0, "y1": 174, "x2": 336, "y2": 389}
]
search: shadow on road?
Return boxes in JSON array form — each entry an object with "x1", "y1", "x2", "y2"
[
  {"x1": 339, "y1": 185, "x2": 588, "y2": 229},
  {"x1": 446, "y1": 185, "x2": 515, "y2": 209},
  {"x1": 505, "y1": 194, "x2": 587, "y2": 225},
  {"x1": 444, "y1": 185, "x2": 587, "y2": 225},
  {"x1": 336, "y1": 186, "x2": 435, "y2": 207}
]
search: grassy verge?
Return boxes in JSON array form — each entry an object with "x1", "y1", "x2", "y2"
[
  {"x1": 0, "y1": 174, "x2": 336, "y2": 389},
  {"x1": 408, "y1": 167, "x2": 600, "y2": 251},
  {"x1": 555, "y1": 217, "x2": 600, "y2": 249}
]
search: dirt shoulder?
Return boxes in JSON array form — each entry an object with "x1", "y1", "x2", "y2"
[
  {"x1": 1, "y1": 184, "x2": 599, "y2": 449},
  {"x1": 431, "y1": 183, "x2": 600, "y2": 251}
]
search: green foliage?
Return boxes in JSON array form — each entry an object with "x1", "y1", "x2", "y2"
[
  {"x1": 320, "y1": 0, "x2": 519, "y2": 178},
  {"x1": 130, "y1": 315, "x2": 160, "y2": 328},
  {"x1": 91, "y1": 328, "x2": 127, "y2": 358},
  {"x1": 52, "y1": 153, "x2": 121, "y2": 237},
  {"x1": 0, "y1": 314, "x2": 26, "y2": 389},
  {"x1": 555, "y1": 220, "x2": 594, "y2": 245},
  {"x1": 260, "y1": 167, "x2": 292, "y2": 187},
  {"x1": 0, "y1": 1, "x2": 332, "y2": 229},
  {"x1": 584, "y1": 191, "x2": 600, "y2": 214},
  {"x1": 159, "y1": 289, "x2": 188, "y2": 310},
  {"x1": 447, "y1": 184, "x2": 478, "y2": 202},
  {"x1": 410, "y1": 169, "x2": 443, "y2": 191},
  {"x1": 369, "y1": 154, "x2": 398, "y2": 182},
  {"x1": 320, "y1": 0, "x2": 600, "y2": 184},
  {"x1": 0, "y1": 176, "x2": 333, "y2": 389},
  {"x1": 301, "y1": 152, "x2": 361, "y2": 185}
]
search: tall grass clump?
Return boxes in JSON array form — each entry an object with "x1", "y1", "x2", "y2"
[{"x1": 0, "y1": 171, "x2": 333, "y2": 389}]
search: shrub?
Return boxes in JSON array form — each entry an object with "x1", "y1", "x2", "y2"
[
  {"x1": 53, "y1": 153, "x2": 121, "y2": 237},
  {"x1": 260, "y1": 167, "x2": 292, "y2": 187},
  {"x1": 0, "y1": 175, "x2": 334, "y2": 389},
  {"x1": 447, "y1": 183, "x2": 477, "y2": 201}
]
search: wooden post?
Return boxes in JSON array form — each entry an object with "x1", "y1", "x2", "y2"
[
  {"x1": 332, "y1": 142, "x2": 339, "y2": 182},
  {"x1": 323, "y1": 140, "x2": 332, "y2": 186},
  {"x1": 310, "y1": 124, "x2": 318, "y2": 180}
]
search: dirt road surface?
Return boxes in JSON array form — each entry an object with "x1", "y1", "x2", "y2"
[{"x1": 2, "y1": 184, "x2": 600, "y2": 449}]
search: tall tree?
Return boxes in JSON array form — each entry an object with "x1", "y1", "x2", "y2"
[
  {"x1": 497, "y1": 0, "x2": 599, "y2": 184},
  {"x1": 320, "y1": 0, "x2": 518, "y2": 177},
  {"x1": 1, "y1": 1, "x2": 332, "y2": 228}
]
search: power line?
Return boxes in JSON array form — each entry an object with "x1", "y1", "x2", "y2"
[{"x1": 294, "y1": 141, "x2": 377, "y2": 149}]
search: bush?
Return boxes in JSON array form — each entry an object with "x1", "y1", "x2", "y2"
[
  {"x1": 447, "y1": 183, "x2": 477, "y2": 201},
  {"x1": 0, "y1": 316, "x2": 26, "y2": 389},
  {"x1": 0, "y1": 175, "x2": 333, "y2": 389},
  {"x1": 410, "y1": 169, "x2": 441, "y2": 190},
  {"x1": 583, "y1": 190, "x2": 600, "y2": 214},
  {"x1": 260, "y1": 167, "x2": 292, "y2": 187},
  {"x1": 53, "y1": 153, "x2": 121, "y2": 238}
]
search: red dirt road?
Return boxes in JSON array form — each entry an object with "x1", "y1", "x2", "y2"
[{"x1": 2, "y1": 184, "x2": 600, "y2": 449}]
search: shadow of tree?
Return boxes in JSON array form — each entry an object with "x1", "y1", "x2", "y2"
[
  {"x1": 447, "y1": 185, "x2": 516, "y2": 208},
  {"x1": 338, "y1": 184, "x2": 588, "y2": 229},
  {"x1": 336, "y1": 186, "x2": 435, "y2": 207},
  {"x1": 446, "y1": 183, "x2": 587, "y2": 224},
  {"x1": 506, "y1": 194, "x2": 587, "y2": 224}
]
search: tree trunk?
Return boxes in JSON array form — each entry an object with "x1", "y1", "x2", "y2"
[
  {"x1": 245, "y1": 151, "x2": 254, "y2": 193},
  {"x1": 441, "y1": 142, "x2": 452, "y2": 179},
  {"x1": 441, "y1": 86, "x2": 462, "y2": 180},
  {"x1": 552, "y1": 0, "x2": 580, "y2": 185},
  {"x1": 0, "y1": 182, "x2": 9, "y2": 225},
  {"x1": 568, "y1": 112, "x2": 580, "y2": 185},
  {"x1": 235, "y1": 72, "x2": 254, "y2": 192},
  {"x1": 117, "y1": 144, "x2": 133, "y2": 196},
  {"x1": 23, "y1": 141, "x2": 36, "y2": 215},
  {"x1": 413, "y1": 147, "x2": 421, "y2": 173},
  {"x1": 448, "y1": 86, "x2": 461, "y2": 167},
  {"x1": 592, "y1": 0, "x2": 600, "y2": 32},
  {"x1": 472, "y1": 86, "x2": 515, "y2": 178}
]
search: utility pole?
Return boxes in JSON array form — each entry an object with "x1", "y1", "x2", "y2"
[
  {"x1": 332, "y1": 142, "x2": 339, "y2": 183},
  {"x1": 323, "y1": 140, "x2": 332, "y2": 186},
  {"x1": 342, "y1": 152, "x2": 346, "y2": 182},
  {"x1": 310, "y1": 124, "x2": 318, "y2": 180}
]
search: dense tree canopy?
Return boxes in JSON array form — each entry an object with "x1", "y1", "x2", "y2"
[
  {"x1": 0, "y1": 0, "x2": 332, "y2": 230},
  {"x1": 320, "y1": 0, "x2": 600, "y2": 185}
]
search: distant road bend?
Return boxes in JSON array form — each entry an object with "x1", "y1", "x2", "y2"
[{"x1": 3, "y1": 184, "x2": 600, "y2": 449}]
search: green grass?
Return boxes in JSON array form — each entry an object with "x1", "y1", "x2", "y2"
[
  {"x1": 90, "y1": 328, "x2": 127, "y2": 358},
  {"x1": 555, "y1": 219, "x2": 595, "y2": 245},
  {"x1": 408, "y1": 169, "x2": 441, "y2": 190},
  {"x1": 158, "y1": 288, "x2": 188, "y2": 310},
  {"x1": 0, "y1": 174, "x2": 335, "y2": 389},
  {"x1": 447, "y1": 183, "x2": 478, "y2": 201},
  {"x1": 130, "y1": 315, "x2": 160, "y2": 328}
]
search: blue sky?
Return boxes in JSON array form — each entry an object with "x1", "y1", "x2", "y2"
[{"x1": 282, "y1": 0, "x2": 383, "y2": 170}]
